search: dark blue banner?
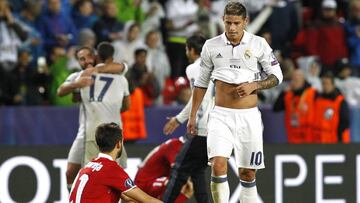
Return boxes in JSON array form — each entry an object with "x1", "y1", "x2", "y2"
[{"x1": 0, "y1": 105, "x2": 359, "y2": 145}]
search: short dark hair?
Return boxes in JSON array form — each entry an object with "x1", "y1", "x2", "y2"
[
  {"x1": 97, "y1": 42, "x2": 114, "y2": 61},
  {"x1": 224, "y1": 1, "x2": 247, "y2": 18},
  {"x1": 321, "y1": 71, "x2": 335, "y2": 84},
  {"x1": 134, "y1": 48, "x2": 147, "y2": 57},
  {"x1": 75, "y1": 46, "x2": 94, "y2": 60},
  {"x1": 95, "y1": 122, "x2": 123, "y2": 153},
  {"x1": 186, "y1": 34, "x2": 206, "y2": 55}
]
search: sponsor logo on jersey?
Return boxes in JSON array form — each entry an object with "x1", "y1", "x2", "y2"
[
  {"x1": 86, "y1": 161, "x2": 103, "y2": 172},
  {"x1": 230, "y1": 64, "x2": 241, "y2": 69},
  {"x1": 216, "y1": 53, "x2": 223, "y2": 58}
]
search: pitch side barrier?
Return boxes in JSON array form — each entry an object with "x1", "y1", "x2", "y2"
[
  {"x1": 1, "y1": 106, "x2": 359, "y2": 145},
  {"x1": 0, "y1": 144, "x2": 358, "y2": 203}
]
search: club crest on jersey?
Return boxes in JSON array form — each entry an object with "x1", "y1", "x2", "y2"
[
  {"x1": 244, "y1": 49, "x2": 252, "y2": 59},
  {"x1": 125, "y1": 178, "x2": 135, "y2": 188}
]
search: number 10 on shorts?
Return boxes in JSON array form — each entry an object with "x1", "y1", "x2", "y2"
[{"x1": 250, "y1": 151, "x2": 262, "y2": 166}]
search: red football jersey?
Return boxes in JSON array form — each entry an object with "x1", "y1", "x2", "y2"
[
  {"x1": 69, "y1": 153, "x2": 136, "y2": 203},
  {"x1": 134, "y1": 138, "x2": 183, "y2": 184}
]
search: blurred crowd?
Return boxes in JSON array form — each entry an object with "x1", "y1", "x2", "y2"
[{"x1": 0, "y1": 0, "x2": 359, "y2": 109}]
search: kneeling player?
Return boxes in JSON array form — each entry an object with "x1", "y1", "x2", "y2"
[
  {"x1": 134, "y1": 136, "x2": 194, "y2": 202},
  {"x1": 69, "y1": 123, "x2": 162, "y2": 203}
]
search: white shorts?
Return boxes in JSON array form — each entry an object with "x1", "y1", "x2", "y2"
[
  {"x1": 67, "y1": 136, "x2": 85, "y2": 165},
  {"x1": 207, "y1": 106, "x2": 265, "y2": 169}
]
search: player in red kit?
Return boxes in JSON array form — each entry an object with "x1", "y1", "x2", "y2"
[
  {"x1": 134, "y1": 136, "x2": 194, "y2": 202},
  {"x1": 69, "y1": 122, "x2": 162, "y2": 203}
]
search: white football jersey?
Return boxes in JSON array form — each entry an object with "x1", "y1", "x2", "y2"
[
  {"x1": 195, "y1": 31, "x2": 283, "y2": 88},
  {"x1": 64, "y1": 71, "x2": 86, "y2": 139},
  {"x1": 80, "y1": 73, "x2": 130, "y2": 141},
  {"x1": 175, "y1": 58, "x2": 215, "y2": 136}
]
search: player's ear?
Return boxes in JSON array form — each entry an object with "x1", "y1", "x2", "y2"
[
  {"x1": 244, "y1": 16, "x2": 249, "y2": 25},
  {"x1": 116, "y1": 141, "x2": 121, "y2": 149}
]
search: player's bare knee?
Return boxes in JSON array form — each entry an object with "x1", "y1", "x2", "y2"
[
  {"x1": 211, "y1": 157, "x2": 227, "y2": 176},
  {"x1": 66, "y1": 169, "x2": 76, "y2": 183},
  {"x1": 66, "y1": 164, "x2": 81, "y2": 183},
  {"x1": 239, "y1": 168, "x2": 256, "y2": 182}
]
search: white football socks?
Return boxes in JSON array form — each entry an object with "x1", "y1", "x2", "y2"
[
  {"x1": 239, "y1": 179, "x2": 257, "y2": 203},
  {"x1": 211, "y1": 175, "x2": 230, "y2": 203}
]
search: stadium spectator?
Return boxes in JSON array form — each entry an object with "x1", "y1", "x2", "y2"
[
  {"x1": 11, "y1": 48, "x2": 49, "y2": 105},
  {"x1": 120, "y1": 85, "x2": 147, "y2": 142},
  {"x1": 312, "y1": 72, "x2": 350, "y2": 143},
  {"x1": 301, "y1": 0, "x2": 349, "y2": 20},
  {"x1": 140, "y1": 1, "x2": 165, "y2": 38},
  {"x1": 48, "y1": 46, "x2": 73, "y2": 105},
  {"x1": 71, "y1": 0, "x2": 98, "y2": 30},
  {"x1": 344, "y1": 0, "x2": 360, "y2": 76},
  {"x1": 164, "y1": 0, "x2": 199, "y2": 78},
  {"x1": 126, "y1": 48, "x2": 160, "y2": 107},
  {"x1": 112, "y1": 22, "x2": 142, "y2": 66},
  {"x1": 197, "y1": 0, "x2": 214, "y2": 38},
  {"x1": 92, "y1": 0, "x2": 124, "y2": 43},
  {"x1": 69, "y1": 122, "x2": 163, "y2": 203},
  {"x1": 134, "y1": 137, "x2": 194, "y2": 202},
  {"x1": 300, "y1": 0, "x2": 348, "y2": 71},
  {"x1": 335, "y1": 58, "x2": 360, "y2": 106},
  {"x1": 16, "y1": 0, "x2": 44, "y2": 69},
  {"x1": 274, "y1": 69, "x2": 316, "y2": 143},
  {"x1": 262, "y1": 0, "x2": 299, "y2": 56},
  {"x1": 0, "y1": 0, "x2": 28, "y2": 105},
  {"x1": 145, "y1": 30, "x2": 171, "y2": 93},
  {"x1": 115, "y1": 0, "x2": 144, "y2": 23},
  {"x1": 38, "y1": 0, "x2": 77, "y2": 54},
  {"x1": 297, "y1": 56, "x2": 322, "y2": 91}
]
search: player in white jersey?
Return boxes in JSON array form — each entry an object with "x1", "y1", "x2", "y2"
[
  {"x1": 162, "y1": 35, "x2": 214, "y2": 203},
  {"x1": 80, "y1": 42, "x2": 130, "y2": 166},
  {"x1": 57, "y1": 46, "x2": 127, "y2": 189},
  {"x1": 187, "y1": 2, "x2": 283, "y2": 203}
]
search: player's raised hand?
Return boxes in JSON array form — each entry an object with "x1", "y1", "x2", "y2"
[
  {"x1": 163, "y1": 117, "x2": 180, "y2": 135},
  {"x1": 236, "y1": 82, "x2": 257, "y2": 97},
  {"x1": 187, "y1": 116, "x2": 197, "y2": 135},
  {"x1": 76, "y1": 76, "x2": 94, "y2": 88}
]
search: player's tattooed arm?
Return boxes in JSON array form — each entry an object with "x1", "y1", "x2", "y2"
[
  {"x1": 236, "y1": 74, "x2": 279, "y2": 97},
  {"x1": 255, "y1": 74, "x2": 279, "y2": 90}
]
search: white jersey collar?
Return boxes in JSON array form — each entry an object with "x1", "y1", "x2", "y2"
[
  {"x1": 97, "y1": 153, "x2": 113, "y2": 161},
  {"x1": 221, "y1": 31, "x2": 250, "y2": 46}
]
